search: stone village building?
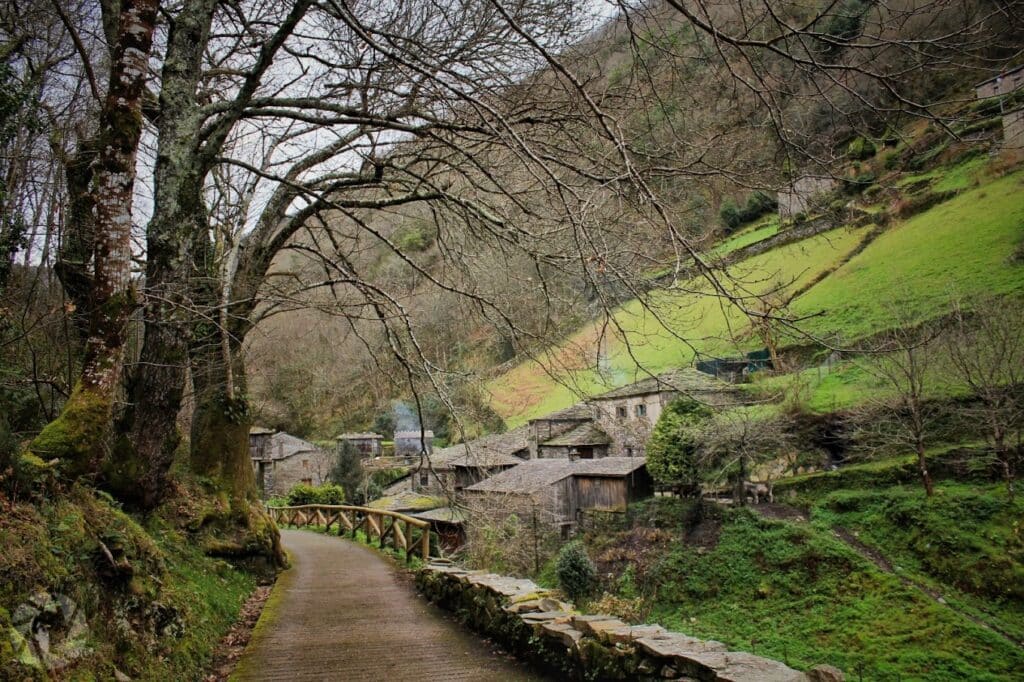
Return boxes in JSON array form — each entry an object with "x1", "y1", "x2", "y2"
[
  {"x1": 777, "y1": 175, "x2": 838, "y2": 220},
  {"x1": 462, "y1": 457, "x2": 653, "y2": 538},
  {"x1": 249, "y1": 428, "x2": 333, "y2": 498},
  {"x1": 394, "y1": 429, "x2": 435, "y2": 456},
  {"x1": 336, "y1": 432, "x2": 384, "y2": 458},
  {"x1": 373, "y1": 368, "x2": 736, "y2": 543}
]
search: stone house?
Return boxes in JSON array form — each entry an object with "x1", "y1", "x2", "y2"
[
  {"x1": 590, "y1": 369, "x2": 736, "y2": 458},
  {"x1": 777, "y1": 175, "x2": 837, "y2": 219},
  {"x1": 975, "y1": 65, "x2": 1024, "y2": 99},
  {"x1": 526, "y1": 403, "x2": 596, "y2": 459},
  {"x1": 463, "y1": 457, "x2": 652, "y2": 536},
  {"x1": 336, "y1": 432, "x2": 384, "y2": 458},
  {"x1": 394, "y1": 430, "x2": 434, "y2": 456},
  {"x1": 250, "y1": 430, "x2": 333, "y2": 498},
  {"x1": 393, "y1": 425, "x2": 530, "y2": 496},
  {"x1": 536, "y1": 422, "x2": 611, "y2": 460},
  {"x1": 249, "y1": 426, "x2": 274, "y2": 461},
  {"x1": 1003, "y1": 107, "x2": 1024, "y2": 151}
]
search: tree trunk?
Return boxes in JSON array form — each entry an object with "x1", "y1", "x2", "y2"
[
  {"x1": 916, "y1": 441, "x2": 934, "y2": 497},
  {"x1": 107, "y1": 0, "x2": 220, "y2": 507},
  {"x1": 29, "y1": 0, "x2": 158, "y2": 477},
  {"x1": 189, "y1": 336, "x2": 284, "y2": 568}
]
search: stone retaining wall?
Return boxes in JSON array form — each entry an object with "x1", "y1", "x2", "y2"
[{"x1": 416, "y1": 562, "x2": 844, "y2": 682}]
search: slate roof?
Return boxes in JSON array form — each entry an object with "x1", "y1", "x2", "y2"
[
  {"x1": 367, "y1": 490, "x2": 446, "y2": 512},
  {"x1": 428, "y1": 425, "x2": 530, "y2": 471},
  {"x1": 336, "y1": 432, "x2": 384, "y2": 440},
  {"x1": 263, "y1": 432, "x2": 322, "y2": 461},
  {"x1": 250, "y1": 425, "x2": 275, "y2": 435},
  {"x1": 592, "y1": 368, "x2": 731, "y2": 400},
  {"x1": 410, "y1": 506, "x2": 467, "y2": 524},
  {"x1": 394, "y1": 430, "x2": 435, "y2": 440},
  {"x1": 464, "y1": 457, "x2": 647, "y2": 494},
  {"x1": 542, "y1": 422, "x2": 611, "y2": 447},
  {"x1": 529, "y1": 403, "x2": 595, "y2": 422}
]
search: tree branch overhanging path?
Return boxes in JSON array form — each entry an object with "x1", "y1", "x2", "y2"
[{"x1": 10, "y1": 0, "x2": 1021, "y2": 563}]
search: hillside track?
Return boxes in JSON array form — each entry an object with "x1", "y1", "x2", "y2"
[{"x1": 232, "y1": 530, "x2": 545, "y2": 681}]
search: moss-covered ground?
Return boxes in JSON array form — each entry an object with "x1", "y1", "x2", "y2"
[
  {"x1": 0, "y1": 484, "x2": 260, "y2": 681},
  {"x1": 563, "y1": 479, "x2": 1024, "y2": 681}
]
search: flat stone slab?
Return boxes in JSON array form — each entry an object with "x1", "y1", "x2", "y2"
[
  {"x1": 679, "y1": 651, "x2": 806, "y2": 682},
  {"x1": 540, "y1": 621, "x2": 583, "y2": 648},
  {"x1": 520, "y1": 610, "x2": 572, "y2": 623},
  {"x1": 637, "y1": 633, "x2": 728, "y2": 659}
]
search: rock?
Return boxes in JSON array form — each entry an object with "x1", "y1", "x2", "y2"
[
  {"x1": 636, "y1": 632, "x2": 727, "y2": 660},
  {"x1": 520, "y1": 610, "x2": 572, "y2": 624},
  {"x1": 540, "y1": 621, "x2": 583, "y2": 649},
  {"x1": 675, "y1": 651, "x2": 805, "y2": 682},
  {"x1": 539, "y1": 596, "x2": 569, "y2": 612},
  {"x1": 572, "y1": 616, "x2": 628, "y2": 640},
  {"x1": 661, "y1": 664, "x2": 680, "y2": 678},
  {"x1": 806, "y1": 664, "x2": 845, "y2": 681},
  {"x1": 113, "y1": 668, "x2": 132, "y2": 682}
]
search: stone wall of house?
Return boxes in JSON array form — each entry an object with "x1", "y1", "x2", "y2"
[
  {"x1": 592, "y1": 393, "x2": 670, "y2": 457},
  {"x1": 977, "y1": 68, "x2": 1024, "y2": 99},
  {"x1": 778, "y1": 176, "x2": 837, "y2": 219},
  {"x1": 263, "y1": 454, "x2": 328, "y2": 497},
  {"x1": 415, "y1": 563, "x2": 843, "y2": 682},
  {"x1": 537, "y1": 444, "x2": 572, "y2": 459},
  {"x1": 1004, "y1": 108, "x2": 1024, "y2": 150}
]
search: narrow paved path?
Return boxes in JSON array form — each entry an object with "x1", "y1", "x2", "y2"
[{"x1": 232, "y1": 530, "x2": 545, "y2": 681}]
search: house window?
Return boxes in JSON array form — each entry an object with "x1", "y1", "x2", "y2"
[
  {"x1": 302, "y1": 459, "x2": 309, "y2": 469},
  {"x1": 616, "y1": 406, "x2": 627, "y2": 419},
  {"x1": 625, "y1": 447, "x2": 633, "y2": 458},
  {"x1": 635, "y1": 404, "x2": 647, "y2": 417},
  {"x1": 301, "y1": 478, "x2": 312, "y2": 486},
  {"x1": 420, "y1": 471, "x2": 429, "y2": 486}
]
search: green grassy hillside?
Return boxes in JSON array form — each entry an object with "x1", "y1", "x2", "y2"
[
  {"x1": 489, "y1": 159, "x2": 1024, "y2": 426},
  {"x1": 561, "y1": 476, "x2": 1024, "y2": 681}
]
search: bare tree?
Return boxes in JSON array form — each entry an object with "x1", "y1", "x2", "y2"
[
  {"x1": 854, "y1": 321, "x2": 943, "y2": 496},
  {"x1": 946, "y1": 298, "x2": 1024, "y2": 500},
  {"x1": 697, "y1": 407, "x2": 792, "y2": 505}
]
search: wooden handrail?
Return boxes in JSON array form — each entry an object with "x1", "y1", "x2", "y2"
[
  {"x1": 267, "y1": 504, "x2": 430, "y2": 528},
  {"x1": 266, "y1": 503, "x2": 430, "y2": 561}
]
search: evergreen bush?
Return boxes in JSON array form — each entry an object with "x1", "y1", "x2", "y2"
[
  {"x1": 556, "y1": 540, "x2": 597, "y2": 601},
  {"x1": 286, "y1": 482, "x2": 346, "y2": 506}
]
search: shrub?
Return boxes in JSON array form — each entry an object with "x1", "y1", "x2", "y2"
[
  {"x1": 646, "y1": 398, "x2": 713, "y2": 493},
  {"x1": 719, "y1": 191, "x2": 778, "y2": 230},
  {"x1": 556, "y1": 540, "x2": 597, "y2": 601},
  {"x1": 285, "y1": 482, "x2": 346, "y2": 506},
  {"x1": 847, "y1": 136, "x2": 877, "y2": 161},
  {"x1": 819, "y1": 0, "x2": 872, "y2": 55},
  {"x1": 719, "y1": 199, "x2": 742, "y2": 230}
]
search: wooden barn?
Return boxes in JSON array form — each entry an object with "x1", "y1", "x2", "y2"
[{"x1": 462, "y1": 457, "x2": 652, "y2": 535}]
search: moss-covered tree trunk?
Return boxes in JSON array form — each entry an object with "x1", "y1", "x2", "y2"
[
  {"x1": 104, "y1": 0, "x2": 220, "y2": 507},
  {"x1": 29, "y1": 0, "x2": 159, "y2": 478},
  {"x1": 189, "y1": 333, "x2": 284, "y2": 568}
]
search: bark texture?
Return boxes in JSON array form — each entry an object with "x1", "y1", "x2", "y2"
[{"x1": 30, "y1": 0, "x2": 159, "y2": 477}]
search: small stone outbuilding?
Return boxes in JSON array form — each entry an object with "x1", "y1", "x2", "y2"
[
  {"x1": 336, "y1": 432, "x2": 384, "y2": 458},
  {"x1": 394, "y1": 430, "x2": 435, "y2": 456},
  {"x1": 975, "y1": 65, "x2": 1024, "y2": 99},
  {"x1": 777, "y1": 175, "x2": 837, "y2": 219},
  {"x1": 250, "y1": 431, "x2": 333, "y2": 498},
  {"x1": 463, "y1": 457, "x2": 652, "y2": 535}
]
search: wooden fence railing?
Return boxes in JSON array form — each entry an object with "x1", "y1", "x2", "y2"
[{"x1": 267, "y1": 504, "x2": 430, "y2": 562}]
